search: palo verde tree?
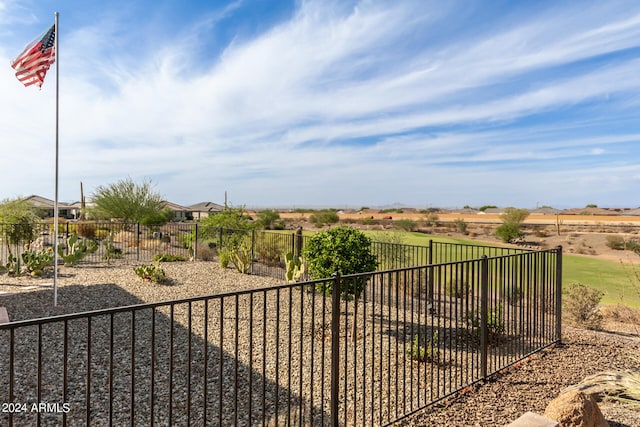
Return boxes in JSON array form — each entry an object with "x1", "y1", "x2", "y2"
[
  {"x1": 89, "y1": 178, "x2": 172, "y2": 225},
  {"x1": 0, "y1": 197, "x2": 41, "y2": 256},
  {"x1": 495, "y1": 207, "x2": 529, "y2": 243}
]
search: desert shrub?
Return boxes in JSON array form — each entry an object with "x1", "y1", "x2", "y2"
[
  {"x1": 254, "y1": 235, "x2": 287, "y2": 267},
  {"x1": 454, "y1": 219, "x2": 468, "y2": 234},
  {"x1": 153, "y1": 254, "x2": 186, "y2": 262},
  {"x1": 303, "y1": 226, "x2": 377, "y2": 298},
  {"x1": 309, "y1": 210, "x2": 339, "y2": 227},
  {"x1": 424, "y1": 213, "x2": 439, "y2": 226},
  {"x1": 21, "y1": 249, "x2": 54, "y2": 276},
  {"x1": 564, "y1": 283, "x2": 604, "y2": 330},
  {"x1": 626, "y1": 239, "x2": 640, "y2": 254},
  {"x1": 196, "y1": 243, "x2": 216, "y2": 261},
  {"x1": 495, "y1": 208, "x2": 529, "y2": 243},
  {"x1": 495, "y1": 223, "x2": 524, "y2": 243},
  {"x1": 606, "y1": 235, "x2": 626, "y2": 250},
  {"x1": 395, "y1": 219, "x2": 417, "y2": 232},
  {"x1": 359, "y1": 217, "x2": 376, "y2": 225},
  {"x1": 133, "y1": 263, "x2": 167, "y2": 284},
  {"x1": 75, "y1": 221, "x2": 97, "y2": 238},
  {"x1": 532, "y1": 227, "x2": 549, "y2": 238},
  {"x1": 256, "y1": 210, "x2": 283, "y2": 230},
  {"x1": 405, "y1": 332, "x2": 439, "y2": 362},
  {"x1": 466, "y1": 303, "x2": 506, "y2": 341}
]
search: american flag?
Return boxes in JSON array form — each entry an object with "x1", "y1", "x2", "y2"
[{"x1": 11, "y1": 24, "x2": 56, "y2": 88}]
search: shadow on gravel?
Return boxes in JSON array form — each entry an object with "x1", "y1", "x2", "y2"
[{"x1": 0, "y1": 284, "x2": 327, "y2": 426}]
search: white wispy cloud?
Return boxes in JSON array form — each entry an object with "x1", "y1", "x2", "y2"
[{"x1": 2, "y1": 0, "x2": 640, "y2": 207}]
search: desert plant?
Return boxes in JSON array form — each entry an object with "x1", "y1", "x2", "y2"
[
  {"x1": 424, "y1": 213, "x2": 439, "y2": 226},
  {"x1": 230, "y1": 239, "x2": 252, "y2": 274},
  {"x1": 454, "y1": 219, "x2": 468, "y2": 234},
  {"x1": 90, "y1": 177, "x2": 170, "y2": 224},
  {"x1": 75, "y1": 221, "x2": 97, "y2": 238},
  {"x1": 0, "y1": 254, "x2": 21, "y2": 276},
  {"x1": 395, "y1": 219, "x2": 417, "y2": 232},
  {"x1": 495, "y1": 208, "x2": 529, "y2": 243},
  {"x1": 103, "y1": 233, "x2": 123, "y2": 264},
  {"x1": 153, "y1": 253, "x2": 186, "y2": 262},
  {"x1": 57, "y1": 233, "x2": 98, "y2": 265},
  {"x1": 21, "y1": 248, "x2": 54, "y2": 276},
  {"x1": 303, "y1": 226, "x2": 377, "y2": 298},
  {"x1": 405, "y1": 331, "x2": 439, "y2": 362},
  {"x1": 133, "y1": 262, "x2": 167, "y2": 283},
  {"x1": 466, "y1": 303, "x2": 506, "y2": 340},
  {"x1": 309, "y1": 210, "x2": 339, "y2": 227},
  {"x1": 256, "y1": 210, "x2": 283, "y2": 230},
  {"x1": 219, "y1": 249, "x2": 231, "y2": 268},
  {"x1": 606, "y1": 235, "x2": 626, "y2": 250},
  {"x1": 254, "y1": 235, "x2": 286, "y2": 267},
  {"x1": 0, "y1": 198, "x2": 41, "y2": 257},
  {"x1": 284, "y1": 252, "x2": 306, "y2": 283},
  {"x1": 564, "y1": 283, "x2": 604, "y2": 330}
]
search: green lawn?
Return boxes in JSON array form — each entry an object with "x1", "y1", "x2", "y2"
[
  {"x1": 282, "y1": 228, "x2": 640, "y2": 307},
  {"x1": 362, "y1": 230, "x2": 640, "y2": 307},
  {"x1": 562, "y1": 255, "x2": 640, "y2": 307}
]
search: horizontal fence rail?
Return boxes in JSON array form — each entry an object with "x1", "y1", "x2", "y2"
[{"x1": 1, "y1": 245, "x2": 562, "y2": 426}]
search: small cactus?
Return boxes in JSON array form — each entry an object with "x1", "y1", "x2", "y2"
[{"x1": 284, "y1": 252, "x2": 306, "y2": 283}]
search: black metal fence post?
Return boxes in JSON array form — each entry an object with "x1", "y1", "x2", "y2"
[
  {"x1": 136, "y1": 223, "x2": 140, "y2": 261},
  {"x1": 330, "y1": 272, "x2": 341, "y2": 427},
  {"x1": 555, "y1": 246, "x2": 563, "y2": 342},
  {"x1": 480, "y1": 255, "x2": 489, "y2": 379},
  {"x1": 295, "y1": 227, "x2": 303, "y2": 258},
  {"x1": 428, "y1": 239, "x2": 434, "y2": 303},
  {"x1": 194, "y1": 224, "x2": 198, "y2": 261}
]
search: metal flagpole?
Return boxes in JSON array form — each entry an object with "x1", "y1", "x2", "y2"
[{"x1": 53, "y1": 11, "x2": 60, "y2": 307}]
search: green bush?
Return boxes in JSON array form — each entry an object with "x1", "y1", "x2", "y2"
[
  {"x1": 21, "y1": 249, "x2": 54, "y2": 276},
  {"x1": 395, "y1": 219, "x2": 417, "y2": 232},
  {"x1": 454, "y1": 219, "x2": 468, "y2": 234},
  {"x1": 309, "y1": 210, "x2": 339, "y2": 227},
  {"x1": 495, "y1": 223, "x2": 524, "y2": 243},
  {"x1": 605, "y1": 235, "x2": 625, "y2": 250},
  {"x1": 153, "y1": 254, "x2": 186, "y2": 262},
  {"x1": 302, "y1": 226, "x2": 377, "y2": 298},
  {"x1": 133, "y1": 263, "x2": 167, "y2": 284},
  {"x1": 405, "y1": 332, "x2": 439, "y2": 362},
  {"x1": 564, "y1": 283, "x2": 604, "y2": 330}
]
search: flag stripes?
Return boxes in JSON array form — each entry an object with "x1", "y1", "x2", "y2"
[{"x1": 11, "y1": 24, "x2": 56, "y2": 88}]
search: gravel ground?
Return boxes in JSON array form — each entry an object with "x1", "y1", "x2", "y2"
[{"x1": 1, "y1": 262, "x2": 639, "y2": 426}]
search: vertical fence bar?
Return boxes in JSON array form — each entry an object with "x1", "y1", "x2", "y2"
[
  {"x1": 480, "y1": 255, "x2": 489, "y2": 379},
  {"x1": 555, "y1": 246, "x2": 563, "y2": 342},
  {"x1": 194, "y1": 224, "x2": 198, "y2": 261},
  {"x1": 330, "y1": 273, "x2": 341, "y2": 427}
]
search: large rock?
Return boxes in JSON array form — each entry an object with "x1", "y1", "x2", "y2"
[{"x1": 544, "y1": 390, "x2": 609, "y2": 427}]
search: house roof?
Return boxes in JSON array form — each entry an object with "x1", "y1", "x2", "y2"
[
  {"x1": 162, "y1": 200, "x2": 190, "y2": 211},
  {"x1": 188, "y1": 202, "x2": 224, "y2": 212},
  {"x1": 22, "y1": 195, "x2": 72, "y2": 208}
]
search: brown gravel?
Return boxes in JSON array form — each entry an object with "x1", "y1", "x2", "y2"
[
  {"x1": 2, "y1": 262, "x2": 640, "y2": 426},
  {"x1": 404, "y1": 326, "x2": 640, "y2": 426}
]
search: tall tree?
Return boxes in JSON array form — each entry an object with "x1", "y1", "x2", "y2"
[{"x1": 90, "y1": 178, "x2": 171, "y2": 224}]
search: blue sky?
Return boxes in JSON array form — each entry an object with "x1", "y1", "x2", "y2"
[{"x1": 2, "y1": 0, "x2": 640, "y2": 209}]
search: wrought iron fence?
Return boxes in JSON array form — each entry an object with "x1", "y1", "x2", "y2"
[
  {"x1": 0, "y1": 247, "x2": 561, "y2": 426},
  {"x1": 1, "y1": 222, "x2": 530, "y2": 278}
]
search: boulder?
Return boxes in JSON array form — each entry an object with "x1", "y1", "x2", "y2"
[{"x1": 544, "y1": 390, "x2": 609, "y2": 427}]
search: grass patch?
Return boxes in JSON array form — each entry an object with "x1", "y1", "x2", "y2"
[{"x1": 563, "y1": 256, "x2": 640, "y2": 308}]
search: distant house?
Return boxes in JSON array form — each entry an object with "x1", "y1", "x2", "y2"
[
  {"x1": 530, "y1": 207, "x2": 561, "y2": 215},
  {"x1": 161, "y1": 200, "x2": 191, "y2": 221},
  {"x1": 22, "y1": 195, "x2": 78, "y2": 219},
  {"x1": 561, "y1": 207, "x2": 618, "y2": 216},
  {"x1": 188, "y1": 202, "x2": 224, "y2": 220}
]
